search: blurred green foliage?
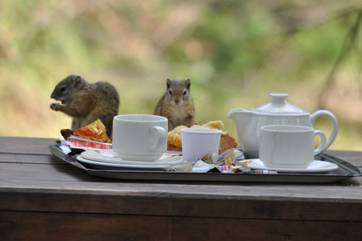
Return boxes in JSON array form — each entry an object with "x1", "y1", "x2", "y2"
[{"x1": 0, "y1": 0, "x2": 361, "y2": 150}]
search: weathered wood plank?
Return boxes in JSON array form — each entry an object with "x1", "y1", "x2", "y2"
[
  {"x1": 1, "y1": 211, "x2": 362, "y2": 241},
  {"x1": 328, "y1": 150, "x2": 362, "y2": 162},
  {"x1": 171, "y1": 217, "x2": 362, "y2": 241},
  {"x1": 0, "y1": 154, "x2": 63, "y2": 164},
  {"x1": 0, "y1": 137, "x2": 55, "y2": 155},
  {"x1": 328, "y1": 150, "x2": 362, "y2": 166},
  {"x1": 0, "y1": 162, "x2": 361, "y2": 201},
  {"x1": 1, "y1": 191, "x2": 362, "y2": 221},
  {"x1": 0, "y1": 161, "x2": 97, "y2": 183},
  {"x1": 0, "y1": 211, "x2": 170, "y2": 241}
]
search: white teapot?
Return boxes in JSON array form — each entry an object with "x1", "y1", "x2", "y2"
[{"x1": 228, "y1": 93, "x2": 338, "y2": 158}]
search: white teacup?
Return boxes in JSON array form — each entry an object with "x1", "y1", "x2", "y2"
[
  {"x1": 181, "y1": 128, "x2": 222, "y2": 162},
  {"x1": 112, "y1": 114, "x2": 168, "y2": 161},
  {"x1": 259, "y1": 125, "x2": 327, "y2": 169}
]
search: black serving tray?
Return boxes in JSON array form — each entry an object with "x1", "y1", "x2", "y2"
[{"x1": 50, "y1": 144, "x2": 361, "y2": 183}]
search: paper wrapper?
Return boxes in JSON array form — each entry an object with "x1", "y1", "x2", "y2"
[
  {"x1": 65, "y1": 135, "x2": 112, "y2": 150},
  {"x1": 59, "y1": 119, "x2": 112, "y2": 151},
  {"x1": 61, "y1": 119, "x2": 111, "y2": 143}
]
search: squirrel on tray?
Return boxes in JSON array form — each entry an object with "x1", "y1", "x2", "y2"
[
  {"x1": 154, "y1": 78, "x2": 195, "y2": 131},
  {"x1": 50, "y1": 74, "x2": 120, "y2": 137}
]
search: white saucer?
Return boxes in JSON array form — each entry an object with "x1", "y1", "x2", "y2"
[
  {"x1": 245, "y1": 159, "x2": 338, "y2": 173},
  {"x1": 81, "y1": 149, "x2": 183, "y2": 164},
  {"x1": 78, "y1": 150, "x2": 186, "y2": 169},
  {"x1": 76, "y1": 155, "x2": 189, "y2": 170}
]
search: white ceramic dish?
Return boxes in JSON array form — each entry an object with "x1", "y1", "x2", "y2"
[
  {"x1": 181, "y1": 128, "x2": 221, "y2": 162},
  {"x1": 245, "y1": 159, "x2": 338, "y2": 173},
  {"x1": 259, "y1": 125, "x2": 327, "y2": 169},
  {"x1": 76, "y1": 155, "x2": 190, "y2": 171},
  {"x1": 112, "y1": 114, "x2": 168, "y2": 161},
  {"x1": 80, "y1": 150, "x2": 182, "y2": 164}
]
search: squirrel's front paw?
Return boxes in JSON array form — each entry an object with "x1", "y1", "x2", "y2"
[{"x1": 50, "y1": 103, "x2": 62, "y2": 111}]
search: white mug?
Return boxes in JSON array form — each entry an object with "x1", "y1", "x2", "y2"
[
  {"x1": 181, "y1": 128, "x2": 222, "y2": 162},
  {"x1": 112, "y1": 114, "x2": 168, "y2": 161},
  {"x1": 259, "y1": 125, "x2": 327, "y2": 169}
]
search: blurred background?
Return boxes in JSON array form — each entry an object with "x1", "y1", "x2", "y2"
[{"x1": 0, "y1": 0, "x2": 361, "y2": 150}]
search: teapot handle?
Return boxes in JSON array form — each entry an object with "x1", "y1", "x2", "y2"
[{"x1": 310, "y1": 110, "x2": 338, "y2": 153}]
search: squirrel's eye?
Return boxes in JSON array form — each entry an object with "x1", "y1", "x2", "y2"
[
  {"x1": 60, "y1": 86, "x2": 67, "y2": 93},
  {"x1": 168, "y1": 89, "x2": 173, "y2": 95},
  {"x1": 183, "y1": 90, "x2": 187, "y2": 96}
]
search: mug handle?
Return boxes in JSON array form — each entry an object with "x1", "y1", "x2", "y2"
[
  {"x1": 313, "y1": 130, "x2": 328, "y2": 155},
  {"x1": 310, "y1": 110, "x2": 338, "y2": 151},
  {"x1": 149, "y1": 126, "x2": 167, "y2": 152}
]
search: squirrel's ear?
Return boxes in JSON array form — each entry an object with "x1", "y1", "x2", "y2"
[
  {"x1": 73, "y1": 75, "x2": 83, "y2": 88},
  {"x1": 185, "y1": 79, "x2": 191, "y2": 89},
  {"x1": 166, "y1": 78, "x2": 171, "y2": 89}
]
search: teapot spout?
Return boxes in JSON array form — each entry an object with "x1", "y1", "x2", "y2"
[{"x1": 228, "y1": 108, "x2": 254, "y2": 146}]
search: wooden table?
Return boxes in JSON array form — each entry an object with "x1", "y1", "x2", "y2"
[{"x1": 1, "y1": 137, "x2": 362, "y2": 241}]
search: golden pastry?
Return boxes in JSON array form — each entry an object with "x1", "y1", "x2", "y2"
[{"x1": 167, "y1": 120, "x2": 238, "y2": 153}]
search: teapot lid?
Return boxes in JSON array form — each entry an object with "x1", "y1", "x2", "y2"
[{"x1": 256, "y1": 93, "x2": 305, "y2": 114}]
